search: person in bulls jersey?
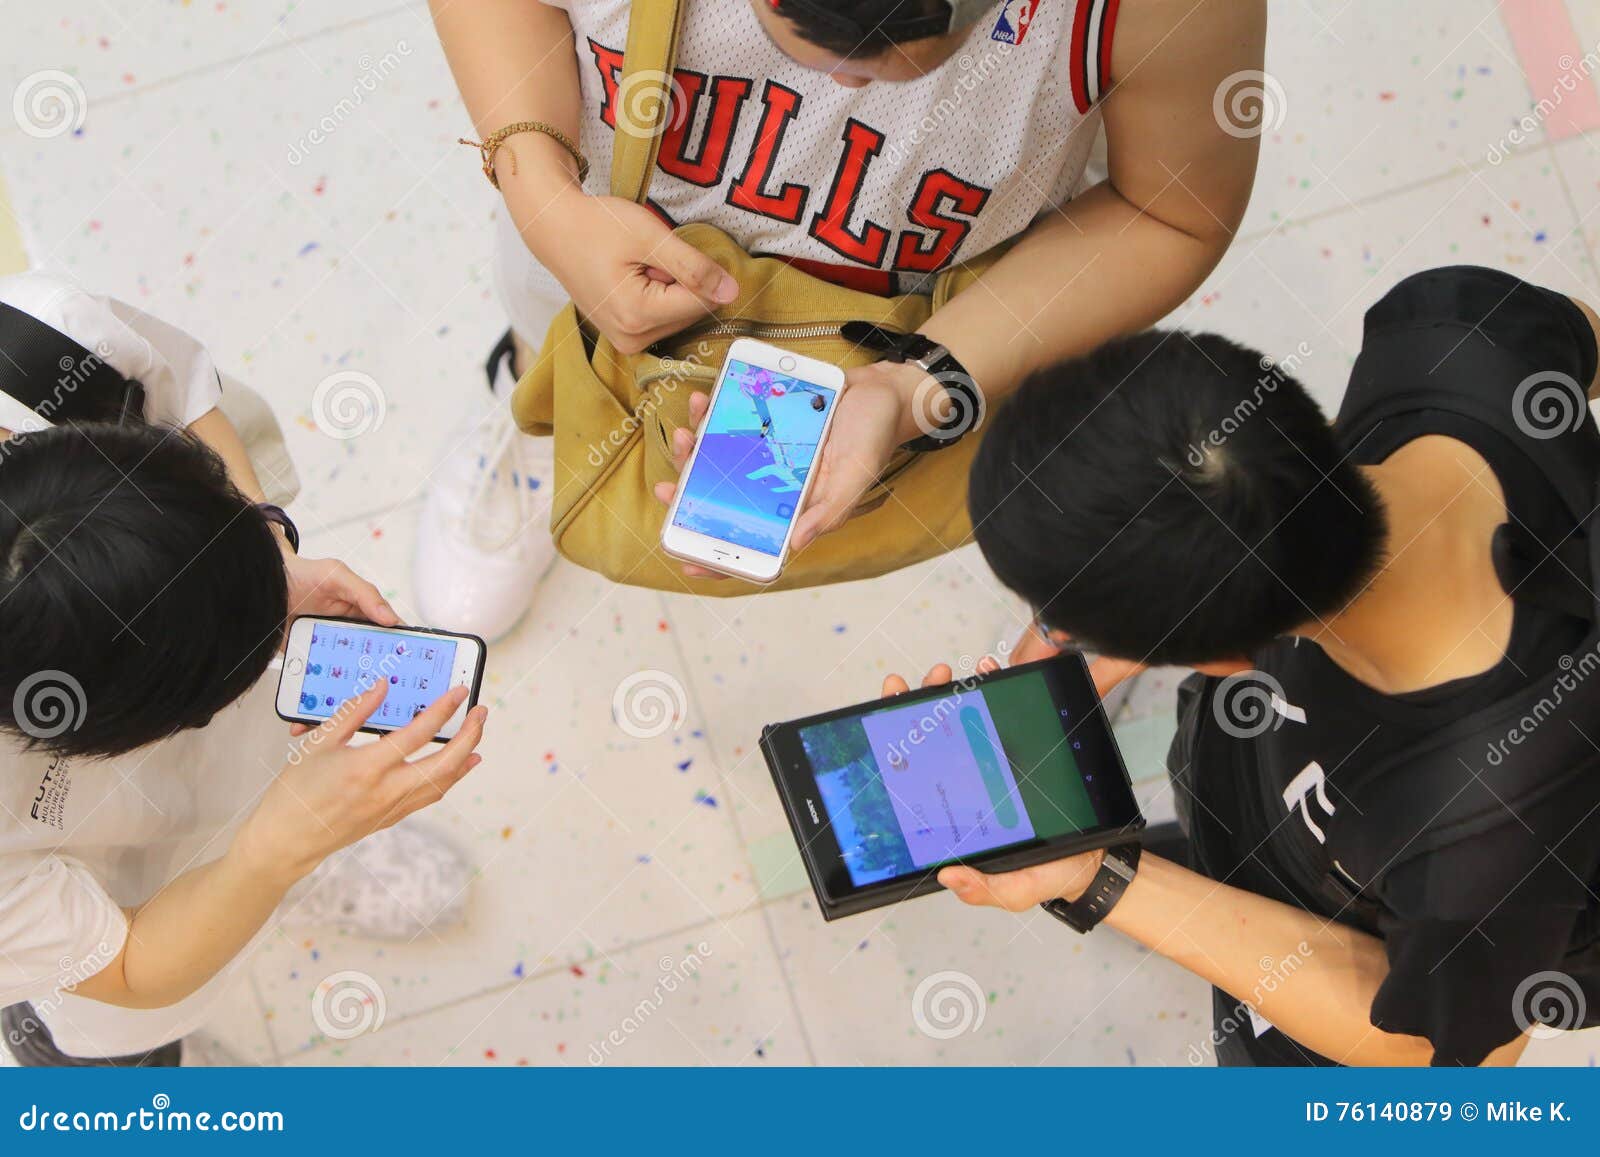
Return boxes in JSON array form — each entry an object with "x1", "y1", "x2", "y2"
[{"x1": 420, "y1": 0, "x2": 1265, "y2": 636}]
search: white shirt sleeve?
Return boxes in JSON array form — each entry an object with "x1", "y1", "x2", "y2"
[
  {"x1": 0, "y1": 855, "x2": 128, "y2": 1009},
  {"x1": 0, "y1": 271, "x2": 223, "y2": 429}
]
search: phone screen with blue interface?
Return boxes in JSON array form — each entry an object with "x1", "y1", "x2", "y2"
[
  {"x1": 796, "y1": 667, "x2": 1110, "y2": 888},
  {"x1": 297, "y1": 623, "x2": 459, "y2": 730},
  {"x1": 670, "y1": 358, "x2": 837, "y2": 556}
]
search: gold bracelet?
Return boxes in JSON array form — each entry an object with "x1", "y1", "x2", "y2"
[{"x1": 459, "y1": 121, "x2": 589, "y2": 190}]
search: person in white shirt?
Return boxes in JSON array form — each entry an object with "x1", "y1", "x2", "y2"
[{"x1": 0, "y1": 272, "x2": 490, "y2": 1066}]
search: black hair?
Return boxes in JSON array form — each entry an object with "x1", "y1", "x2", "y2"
[
  {"x1": 0, "y1": 422, "x2": 288, "y2": 758},
  {"x1": 969, "y1": 331, "x2": 1388, "y2": 665},
  {"x1": 773, "y1": 1, "x2": 963, "y2": 57}
]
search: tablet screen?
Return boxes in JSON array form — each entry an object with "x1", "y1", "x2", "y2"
[{"x1": 796, "y1": 664, "x2": 1113, "y2": 888}]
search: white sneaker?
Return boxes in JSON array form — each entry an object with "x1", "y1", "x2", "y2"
[
  {"x1": 415, "y1": 332, "x2": 558, "y2": 642},
  {"x1": 283, "y1": 823, "x2": 473, "y2": 941}
]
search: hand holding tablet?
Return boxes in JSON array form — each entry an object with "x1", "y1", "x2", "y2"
[{"x1": 760, "y1": 653, "x2": 1145, "y2": 920}]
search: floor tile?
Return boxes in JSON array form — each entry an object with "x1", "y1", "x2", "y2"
[
  {"x1": 282, "y1": 910, "x2": 802, "y2": 1067},
  {"x1": 253, "y1": 501, "x2": 762, "y2": 1055},
  {"x1": 0, "y1": 11, "x2": 501, "y2": 530},
  {"x1": 1179, "y1": 145, "x2": 1593, "y2": 416},
  {"x1": 1242, "y1": 0, "x2": 1537, "y2": 236},
  {"x1": 3, "y1": 2, "x2": 415, "y2": 103},
  {"x1": 765, "y1": 890, "x2": 1211, "y2": 1066}
]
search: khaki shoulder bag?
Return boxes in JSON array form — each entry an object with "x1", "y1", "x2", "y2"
[{"x1": 510, "y1": 0, "x2": 1003, "y2": 594}]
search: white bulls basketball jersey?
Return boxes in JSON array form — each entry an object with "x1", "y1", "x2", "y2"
[{"x1": 540, "y1": 0, "x2": 1121, "y2": 297}]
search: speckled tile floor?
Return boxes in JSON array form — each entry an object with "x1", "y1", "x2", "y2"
[{"x1": 4, "y1": 0, "x2": 1600, "y2": 1066}]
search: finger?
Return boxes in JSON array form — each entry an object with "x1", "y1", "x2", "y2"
[
  {"x1": 372, "y1": 686, "x2": 470, "y2": 762},
  {"x1": 882, "y1": 673, "x2": 911, "y2": 697},
  {"x1": 314, "y1": 679, "x2": 389, "y2": 746},
  {"x1": 937, "y1": 867, "x2": 998, "y2": 907},
  {"x1": 646, "y1": 233, "x2": 739, "y2": 306},
  {"x1": 400, "y1": 706, "x2": 488, "y2": 796},
  {"x1": 339, "y1": 566, "x2": 398, "y2": 626},
  {"x1": 681, "y1": 563, "x2": 727, "y2": 580},
  {"x1": 687, "y1": 389, "x2": 710, "y2": 430},
  {"x1": 671, "y1": 424, "x2": 694, "y2": 468},
  {"x1": 289, "y1": 723, "x2": 310, "y2": 738},
  {"x1": 396, "y1": 753, "x2": 485, "y2": 819},
  {"x1": 653, "y1": 480, "x2": 677, "y2": 508},
  {"x1": 920, "y1": 663, "x2": 953, "y2": 688},
  {"x1": 976, "y1": 655, "x2": 1001, "y2": 675}
]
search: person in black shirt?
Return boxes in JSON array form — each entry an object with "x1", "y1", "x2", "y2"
[{"x1": 907, "y1": 266, "x2": 1600, "y2": 1066}]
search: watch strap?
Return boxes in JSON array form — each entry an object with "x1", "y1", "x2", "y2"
[
  {"x1": 840, "y1": 321, "x2": 982, "y2": 452},
  {"x1": 1040, "y1": 842, "x2": 1142, "y2": 934}
]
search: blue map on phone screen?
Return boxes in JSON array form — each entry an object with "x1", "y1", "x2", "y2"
[
  {"x1": 298, "y1": 624, "x2": 458, "y2": 730},
  {"x1": 670, "y1": 358, "x2": 836, "y2": 555}
]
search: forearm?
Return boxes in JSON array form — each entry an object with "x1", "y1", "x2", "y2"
[
  {"x1": 187, "y1": 406, "x2": 264, "y2": 502},
  {"x1": 70, "y1": 839, "x2": 300, "y2": 1010},
  {"x1": 899, "y1": 184, "x2": 1225, "y2": 442},
  {"x1": 1103, "y1": 854, "x2": 1526, "y2": 1066},
  {"x1": 430, "y1": 0, "x2": 586, "y2": 262}
]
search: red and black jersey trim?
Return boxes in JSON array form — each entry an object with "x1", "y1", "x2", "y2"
[{"x1": 1068, "y1": 0, "x2": 1122, "y2": 114}]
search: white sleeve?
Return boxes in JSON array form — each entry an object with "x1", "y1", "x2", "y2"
[
  {"x1": 101, "y1": 297, "x2": 223, "y2": 428},
  {"x1": 0, "y1": 855, "x2": 128, "y2": 1009}
]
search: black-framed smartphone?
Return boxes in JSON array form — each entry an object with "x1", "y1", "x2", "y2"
[
  {"x1": 759, "y1": 653, "x2": 1145, "y2": 921},
  {"x1": 275, "y1": 616, "x2": 487, "y2": 742}
]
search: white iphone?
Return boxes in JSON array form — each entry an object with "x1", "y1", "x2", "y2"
[
  {"x1": 276, "y1": 616, "x2": 486, "y2": 741},
  {"x1": 660, "y1": 338, "x2": 846, "y2": 583}
]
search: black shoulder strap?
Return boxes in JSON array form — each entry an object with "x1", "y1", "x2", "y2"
[
  {"x1": 0, "y1": 300, "x2": 145, "y2": 426},
  {"x1": 1493, "y1": 522, "x2": 1593, "y2": 623}
]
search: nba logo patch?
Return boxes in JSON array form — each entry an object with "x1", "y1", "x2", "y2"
[{"x1": 991, "y1": 0, "x2": 1041, "y2": 44}]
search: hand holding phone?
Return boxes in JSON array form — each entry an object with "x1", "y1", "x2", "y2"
[
  {"x1": 240, "y1": 680, "x2": 488, "y2": 884},
  {"x1": 276, "y1": 617, "x2": 487, "y2": 742},
  {"x1": 658, "y1": 339, "x2": 845, "y2": 583}
]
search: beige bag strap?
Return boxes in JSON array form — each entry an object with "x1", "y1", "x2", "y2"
[{"x1": 610, "y1": 0, "x2": 688, "y2": 205}]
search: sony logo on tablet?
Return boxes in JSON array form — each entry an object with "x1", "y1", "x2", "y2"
[{"x1": 806, "y1": 799, "x2": 821, "y2": 825}]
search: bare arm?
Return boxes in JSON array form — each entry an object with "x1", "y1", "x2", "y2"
[
  {"x1": 1569, "y1": 296, "x2": 1600, "y2": 398},
  {"x1": 187, "y1": 406, "x2": 265, "y2": 502},
  {"x1": 908, "y1": 0, "x2": 1265, "y2": 432},
  {"x1": 69, "y1": 686, "x2": 485, "y2": 1010}
]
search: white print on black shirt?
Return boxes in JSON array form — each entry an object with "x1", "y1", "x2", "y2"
[
  {"x1": 30, "y1": 756, "x2": 71, "y2": 830},
  {"x1": 1282, "y1": 762, "x2": 1335, "y2": 845}
]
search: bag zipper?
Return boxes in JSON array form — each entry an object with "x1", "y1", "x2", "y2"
[{"x1": 679, "y1": 319, "x2": 902, "y2": 342}]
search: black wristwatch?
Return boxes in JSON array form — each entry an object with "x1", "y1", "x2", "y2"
[
  {"x1": 1039, "y1": 842, "x2": 1142, "y2": 934},
  {"x1": 839, "y1": 321, "x2": 982, "y2": 452},
  {"x1": 256, "y1": 503, "x2": 300, "y2": 554}
]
